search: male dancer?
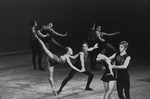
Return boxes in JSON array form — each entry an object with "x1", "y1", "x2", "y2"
[
  {"x1": 29, "y1": 20, "x2": 45, "y2": 71},
  {"x1": 34, "y1": 33, "x2": 84, "y2": 95},
  {"x1": 57, "y1": 42, "x2": 98, "y2": 94}
]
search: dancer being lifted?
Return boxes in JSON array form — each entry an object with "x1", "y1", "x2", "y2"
[
  {"x1": 57, "y1": 42, "x2": 98, "y2": 94},
  {"x1": 34, "y1": 32, "x2": 85, "y2": 95}
]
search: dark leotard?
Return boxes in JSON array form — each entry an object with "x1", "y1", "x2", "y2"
[
  {"x1": 101, "y1": 62, "x2": 117, "y2": 82},
  {"x1": 40, "y1": 29, "x2": 52, "y2": 43},
  {"x1": 113, "y1": 53, "x2": 131, "y2": 99}
]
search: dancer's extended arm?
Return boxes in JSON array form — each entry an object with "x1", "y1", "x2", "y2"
[
  {"x1": 51, "y1": 38, "x2": 64, "y2": 49},
  {"x1": 37, "y1": 30, "x2": 49, "y2": 38},
  {"x1": 69, "y1": 53, "x2": 80, "y2": 59},
  {"x1": 51, "y1": 29, "x2": 67, "y2": 37},
  {"x1": 88, "y1": 43, "x2": 98, "y2": 51},
  {"x1": 102, "y1": 31, "x2": 120, "y2": 36},
  {"x1": 66, "y1": 57, "x2": 84, "y2": 72}
]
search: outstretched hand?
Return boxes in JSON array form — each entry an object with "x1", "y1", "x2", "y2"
[
  {"x1": 94, "y1": 43, "x2": 98, "y2": 49},
  {"x1": 117, "y1": 31, "x2": 120, "y2": 34},
  {"x1": 80, "y1": 68, "x2": 86, "y2": 72},
  {"x1": 64, "y1": 32, "x2": 68, "y2": 36},
  {"x1": 106, "y1": 73, "x2": 114, "y2": 76}
]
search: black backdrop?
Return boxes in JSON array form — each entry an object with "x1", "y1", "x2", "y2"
[{"x1": 0, "y1": 0, "x2": 149, "y2": 56}]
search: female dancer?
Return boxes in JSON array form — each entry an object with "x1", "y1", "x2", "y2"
[
  {"x1": 38, "y1": 23, "x2": 67, "y2": 49},
  {"x1": 29, "y1": 20, "x2": 44, "y2": 71},
  {"x1": 95, "y1": 26, "x2": 119, "y2": 54},
  {"x1": 37, "y1": 23, "x2": 68, "y2": 95},
  {"x1": 34, "y1": 32, "x2": 84, "y2": 95},
  {"x1": 96, "y1": 41, "x2": 131, "y2": 99},
  {"x1": 96, "y1": 53, "x2": 117, "y2": 99}
]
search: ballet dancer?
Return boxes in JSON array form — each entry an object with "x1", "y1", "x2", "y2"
[
  {"x1": 96, "y1": 53, "x2": 117, "y2": 99},
  {"x1": 38, "y1": 23, "x2": 67, "y2": 49},
  {"x1": 37, "y1": 22, "x2": 67, "y2": 70},
  {"x1": 95, "y1": 26, "x2": 119, "y2": 54},
  {"x1": 34, "y1": 32, "x2": 85, "y2": 95},
  {"x1": 36, "y1": 23, "x2": 68, "y2": 95},
  {"x1": 57, "y1": 42, "x2": 98, "y2": 94},
  {"x1": 37, "y1": 22, "x2": 68, "y2": 69}
]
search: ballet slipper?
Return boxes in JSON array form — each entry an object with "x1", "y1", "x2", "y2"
[{"x1": 51, "y1": 88, "x2": 57, "y2": 96}]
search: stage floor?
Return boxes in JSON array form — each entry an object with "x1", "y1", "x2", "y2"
[{"x1": 0, "y1": 50, "x2": 150, "y2": 99}]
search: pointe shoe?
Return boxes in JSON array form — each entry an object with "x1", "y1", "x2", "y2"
[{"x1": 52, "y1": 89, "x2": 57, "y2": 96}]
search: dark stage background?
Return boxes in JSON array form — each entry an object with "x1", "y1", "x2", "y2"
[{"x1": 0, "y1": 0, "x2": 149, "y2": 57}]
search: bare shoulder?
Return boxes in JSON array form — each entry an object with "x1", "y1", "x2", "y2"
[
  {"x1": 127, "y1": 56, "x2": 131, "y2": 60},
  {"x1": 79, "y1": 52, "x2": 84, "y2": 55}
]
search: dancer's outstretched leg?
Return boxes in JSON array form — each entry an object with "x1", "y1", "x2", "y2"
[
  {"x1": 35, "y1": 34, "x2": 60, "y2": 63},
  {"x1": 103, "y1": 81, "x2": 116, "y2": 99},
  {"x1": 51, "y1": 38, "x2": 64, "y2": 49},
  {"x1": 57, "y1": 69, "x2": 77, "y2": 94}
]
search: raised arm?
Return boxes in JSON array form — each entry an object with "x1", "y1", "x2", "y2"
[
  {"x1": 69, "y1": 53, "x2": 80, "y2": 59},
  {"x1": 51, "y1": 29, "x2": 67, "y2": 37},
  {"x1": 66, "y1": 57, "x2": 84, "y2": 72},
  {"x1": 91, "y1": 22, "x2": 95, "y2": 30},
  {"x1": 103, "y1": 31, "x2": 120, "y2": 36},
  {"x1": 51, "y1": 38, "x2": 64, "y2": 49},
  {"x1": 88, "y1": 43, "x2": 98, "y2": 51},
  {"x1": 88, "y1": 23, "x2": 95, "y2": 41},
  {"x1": 109, "y1": 53, "x2": 116, "y2": 60}
]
